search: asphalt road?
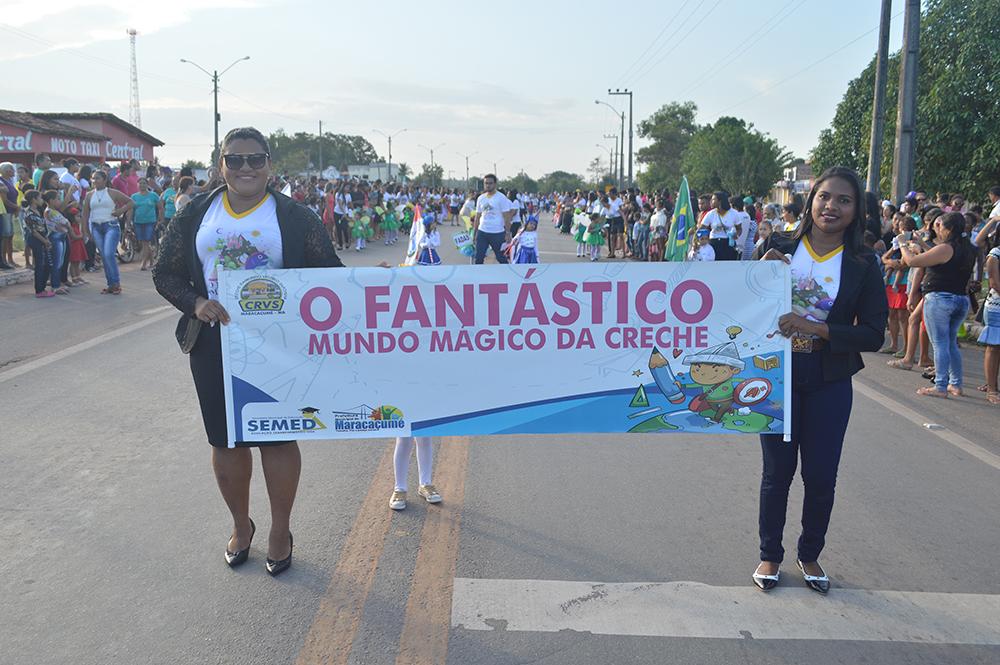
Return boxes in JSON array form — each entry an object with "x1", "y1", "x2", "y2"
[{"x1": 1, "y1": 212, "x2": 998, "y2": 665}]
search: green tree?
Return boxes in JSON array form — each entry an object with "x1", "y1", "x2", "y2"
[
  {"x1": 587, "y1": 156, "x2": 607, "y2": 188},
  {"x1": 811, "y1": 0, "x2": 1000, "y2": 198},
  {"x1": 414, "y1": 162, "x2": 444, "y2": 187},
  {"x1": 267, "y1": 129, "x2": 379, "y2": 174},
  {"x1": 681, "y1": 117, "x2": 790, "y2": 197},
  {"x1": 636, "y1": 101, "x2": 700, "y2": 193},
  {"x1": 500, "y1": 171, "x2": 538, "y2": 193},
  {"x1": 181, "y1": 159, "x2": 206, "y2": 170},
  {"x1": 396, "y1": 163, "x2": 412, "y2": 181},
  {"x1": 537, "y1": 170, "x2": 586, "y2": 193}
]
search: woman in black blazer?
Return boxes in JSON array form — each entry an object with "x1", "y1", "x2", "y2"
[
  {"x1": 153, "y1": 127, "x2": 343, "y2": 575},
  {"x1": 752, "y1": 167, "x2": 888, "y2": 594}
]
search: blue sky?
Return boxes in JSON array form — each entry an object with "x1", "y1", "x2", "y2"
[{"x1": 3, "y1": 0, "x2": 905, "y2": 178}]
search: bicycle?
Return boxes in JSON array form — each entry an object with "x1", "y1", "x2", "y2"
[{"x1": 117, "y1": 219, "x2": 137, "y2": 263}]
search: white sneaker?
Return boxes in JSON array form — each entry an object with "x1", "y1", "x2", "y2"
[
  {"x1": 418, "y1": 484, "x2": 442, "y2": 503},
  {"x1": 389, "y1": 489, "x2": 407, "y2": 510}
]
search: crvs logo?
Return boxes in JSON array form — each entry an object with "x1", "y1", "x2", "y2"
[
  {"x1": 238, "y1": 276, "x2": 285, "y2": 314},
  {"x1": 333, "y1": 404, "x2": 406, "y2": 433}
]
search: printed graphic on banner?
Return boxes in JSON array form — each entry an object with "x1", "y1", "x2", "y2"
[{"x1": 219, "y1": 262, "x2": 792, "y2": 446}]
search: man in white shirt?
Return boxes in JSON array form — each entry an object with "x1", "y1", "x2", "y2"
[
  {"x1": 606, "y1": 187, "x2": 625, "y2": 258},
  {"x1": 472, "y1": 173, "x2": 514, "y2": 264},
  {"x1": 989, "y1": 186, "x2": 1000, "y2": 222},
  {"x1": 59, "y1": 159, "x2": 82, "y2": 203}
]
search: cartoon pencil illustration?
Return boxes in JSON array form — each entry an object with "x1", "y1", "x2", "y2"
[{"x1": 648, "y1": 347, "x2": 686, "y2": 404}]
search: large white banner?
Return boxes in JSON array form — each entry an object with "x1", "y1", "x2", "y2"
[{"x1": 218, "y1": 262, "x2": 791, "y2": 446}]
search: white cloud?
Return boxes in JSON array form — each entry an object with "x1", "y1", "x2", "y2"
[{"x1": 1, "y1": 0, "x2": 266, "y2": 62}]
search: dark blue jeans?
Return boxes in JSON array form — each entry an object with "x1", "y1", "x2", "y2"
[
  {"x1": 27, "y1": 235, "x2": 52, "y2": 293},
  {"x1": 759, "y1": 351, "x2": 853, "y2": 563},
  {"x1": 473, "y1": 230, "x2": 508, "y2": 264}
]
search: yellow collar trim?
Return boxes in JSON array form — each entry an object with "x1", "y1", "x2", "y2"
[
  {"x1": 803, "y1": 236, "x2": 843, "y2": 262},
  {"x1": 223, "y1": 192, "x2": 269, "y2": 219}
]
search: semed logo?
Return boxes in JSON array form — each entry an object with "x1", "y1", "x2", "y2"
[
  {"x1": 238, "y1": 276, "x2": 285, "y2": 315},
  {"x1": 247, "y1": 407, "x2": 327, "y2": 434}
]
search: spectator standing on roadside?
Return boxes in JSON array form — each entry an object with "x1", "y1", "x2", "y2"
[{"x1": 472, "y1": 174, "x2": 513, "y2": 264}]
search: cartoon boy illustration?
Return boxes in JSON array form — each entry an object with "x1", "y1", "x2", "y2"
[{"x1": 677, "y1": 342, "x2": 746, "y2": 422}]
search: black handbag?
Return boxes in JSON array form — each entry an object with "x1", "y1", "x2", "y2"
[{"x1": 175, "y1": 315, "x2": 203, "y2": 354}]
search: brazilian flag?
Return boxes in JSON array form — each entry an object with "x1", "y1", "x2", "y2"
[{"x1": 665, "y1": 176, "x2": 692, "y2": 262}]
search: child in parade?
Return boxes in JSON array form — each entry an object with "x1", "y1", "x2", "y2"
[
  {"x1": 573, "y1": 207, "x2": 588, "y2": 257},
  {"x1": 417, "y1": 213, "x2": 442, "y2": 265},
  {"x1": 880, "y1": 214, "x2": 916, "y2": 354},
  {"x1": 389, "y1": 437, "x2": 442, "y2": 510},
  {"x1": 584, "y1": 212, "x2": 605, "y2": 262},
  {"x1": 513, "y1": 215, "x2": 539, "y2": 264},
  {"x1": 692, "y1": 228, "x2": 716, "y2": 261},
  {"x1": 649, "y1": 200, "x2": 668, "y2": 261},
  {"x1": 382, "y1": 202, "x2": 400, "y2": 245},
  {"x1": 634, "y1": 203, "x2": 651, "y2": 261}
]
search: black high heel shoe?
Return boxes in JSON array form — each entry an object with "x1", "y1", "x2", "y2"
[
  {"x1": 796, "y1": 559, "x2": 830, "y2": 594},
  {"x1": 225, "y1": 518, "x2": 256, "y2": 567},
  {"x1": 266, "y1": 532, "x2": 293, "y2": 576}
]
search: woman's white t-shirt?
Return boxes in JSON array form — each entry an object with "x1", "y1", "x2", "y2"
[
  {"x1": 196, "y1": 193, "x2": 283, "y2": 300},
  {"x1": 699, "y1": 209, "x2": 738, "y2": 239},
  {"x1": 790, "y1": 236, "x2": 843, "y2": 339}
]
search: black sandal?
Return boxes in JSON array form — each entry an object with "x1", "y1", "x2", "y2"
[{"x1": 796, "y1": 559, "x2": 830, "y2": 594}]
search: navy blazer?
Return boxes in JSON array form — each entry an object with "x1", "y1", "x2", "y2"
[{"x1": 763, "y1": 233, "x2": 889, "y2": 382}]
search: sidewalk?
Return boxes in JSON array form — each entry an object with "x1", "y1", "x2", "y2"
[{"x1": 1, "y1": 267, "x2": 32, "y2": 288}]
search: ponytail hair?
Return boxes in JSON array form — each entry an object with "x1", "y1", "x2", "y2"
[{"x1": 21, "y1": 190, "x2": 41, "y2": 208}]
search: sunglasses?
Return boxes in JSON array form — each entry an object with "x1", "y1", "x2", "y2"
[{"x1": 223, "y1": 153, "x2": 269, "y2": 170}]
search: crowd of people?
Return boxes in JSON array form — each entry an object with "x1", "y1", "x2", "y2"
[{"x1": 3, "y1": 152, "x2": 997, "y2": 406}]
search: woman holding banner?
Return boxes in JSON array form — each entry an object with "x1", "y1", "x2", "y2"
[
  {"x1": 753, "y1": 167, "x2": 887, "y2": 594},
  {"x1": 153, "y1": 127, "x2": 344, "y2": 576}
]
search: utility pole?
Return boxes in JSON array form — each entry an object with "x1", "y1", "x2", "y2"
[
  {"x1": 603, "y1": 134, "x2": 618, "y2": 183},
  {"x1": 455, "y1": 150, "x2": 478, "y2": 187},
  {"x1": 891, "y1": 0, "x2": 920, "y2": 203},
  {"x1": 609, "y1": 88, "x2": 633, "y2": 187},
  {"x1": 866, "y1": 0, "x2": 892, "y2": 194},
  {"x1": 318, "y1": 120, "x2": 323, "y2": 178},
  {"x1": 374, "y1": 128, "x2": 407, "y2": 181},
  {"x1": 418, "y1": 142, "x2": 445, "y2": 187},
  {"x1": 180, "y1": 56, "x2": 250, "y2": 163}
]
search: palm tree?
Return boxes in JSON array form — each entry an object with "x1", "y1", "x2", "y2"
[{"x1": 396, "y1": 162, "x2": 411, "y2": 182}]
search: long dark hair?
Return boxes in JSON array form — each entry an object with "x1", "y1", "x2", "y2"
[
  {"x1": 794, "y1": 166, "x2": 865, "y2": 255},
  {"x1": 937, "y1": 211, "x2": 975, "y2": 266}
]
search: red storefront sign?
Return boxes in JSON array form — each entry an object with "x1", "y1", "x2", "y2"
[{"x1": 0, "y1": 113, "x2": 161, "y2": 162}]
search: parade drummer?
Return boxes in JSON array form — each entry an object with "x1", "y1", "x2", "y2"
[
  {"x1": 153, "y1": 127, "x2": 344, "y2": 576},
  {"x1": 752, "y1": 166, "x2": 888, "y2": 594}
]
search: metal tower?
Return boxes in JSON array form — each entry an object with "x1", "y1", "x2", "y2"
[{"x1": 127, "y1": 28, "x2": 142, "y2": 128}]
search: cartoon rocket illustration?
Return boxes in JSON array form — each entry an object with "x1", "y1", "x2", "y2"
[{"x1": 648, "y1": 347, "x2": 686, "y2": 404}]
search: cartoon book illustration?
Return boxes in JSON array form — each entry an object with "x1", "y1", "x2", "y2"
[
  {"x1": 648, "y1": 347, "x2": 686, "y2": 404},
  {"x1": 753, "y1": 355, "x2": 780, "y2": 370}
]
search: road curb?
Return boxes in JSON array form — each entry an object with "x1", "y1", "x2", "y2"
[{"x1": 1, "y1": 268, "x2": 32, "y2": 288}]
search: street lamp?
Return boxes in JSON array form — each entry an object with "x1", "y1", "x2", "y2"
[
  {"x1": 179, "y1": 56, "x2": 250, "y2": 162},
  {"x1": 609, "y1": 88, "x2": 633, "y2": 187},
  {"x1": 417, "y1": 142, "x2": 445, "y2": 187},
  {"x1": 455, "y1": 150, "x2": 478, "y2": 186},
  {"x1": 594, "y1": 99, "x2": 625, "y2": 189},
  {"x1": 493, "y1": 158, "x2": 503, "y2": 180},
  {"x1": 373, "y1": 128, "x2": 407, "y2": 181}
]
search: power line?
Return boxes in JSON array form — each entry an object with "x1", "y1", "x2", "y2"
[
  {"x1": 713, "y1": 11, "x2": 903, "y2": 116},
  {"x1": 617, "y1": 0, "x2": 696, "y2": 84},
  {"x1": 674, "y1": 0, "x2": 807, "y2": 99},
  {"x1": 0, "y1": 24, "x2": 203, "y2": 91},
  {"x1": 626, "y1": 0, "x2": 725, "y2": 86}
]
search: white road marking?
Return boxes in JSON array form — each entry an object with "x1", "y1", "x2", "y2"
[
  {"x1": 0, "y1": 309, "x2": 177, "y2": 384},
  {"x1": 854, "y1": 379, "x2": 1000, "y2": 472},
  {"x1": 451, "y1": 578, "x2": 1000, "y2": 644}
]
